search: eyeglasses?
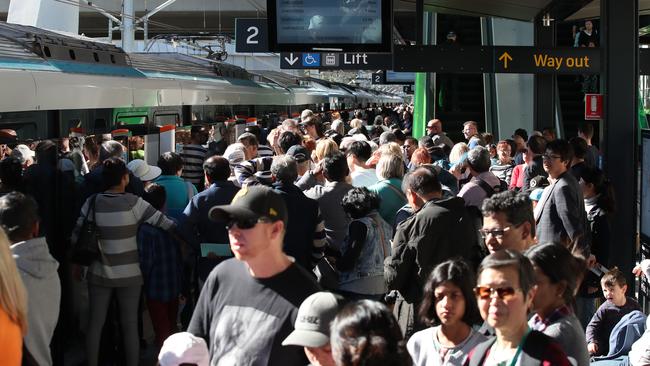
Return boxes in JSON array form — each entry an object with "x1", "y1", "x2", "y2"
[
  {"x1": 225, "y1": 217, "x2": 271, "y2": 230},
  {"x1": 478, "y1": 226, "x2": 514, "y2": 239},
  {"x1": 474, "y1": 286, "x2": 519, "y2": 300},
  {"x1": 542, "y1": 154, "x2": 562, "y2": 161}
]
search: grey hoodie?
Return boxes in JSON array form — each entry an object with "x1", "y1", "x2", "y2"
[{"x1": 11, "y1": 236, "x2": 61, "y2": 366}]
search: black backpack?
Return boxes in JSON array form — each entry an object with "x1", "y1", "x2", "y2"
[{"x1": 476, "y1": 177, "x2": 508, "y2": 198}]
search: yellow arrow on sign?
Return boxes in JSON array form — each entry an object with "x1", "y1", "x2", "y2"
[{"x1": 498, "y1": 51, "x2": 513, "y2": 69}]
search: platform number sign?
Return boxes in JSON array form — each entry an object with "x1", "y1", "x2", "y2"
[
  {"x1": 236, "y1": 19, "x2": 268, "y2": 53},
  {"x1": 372, "y1": 71, "x2": 386, "y2": 84}
]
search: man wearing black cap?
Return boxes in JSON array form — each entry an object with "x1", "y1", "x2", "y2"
[{"x1": 188, "y1": 186, "x2": 320, "y2": 365}]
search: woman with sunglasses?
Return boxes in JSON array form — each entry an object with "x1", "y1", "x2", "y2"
[
  {"x1": 467, "y1": 250, "x2": 570, "y2": 366},
  {"x1": 407, "y1": 259, "x2": 486, "y2": 365},
  {"x1": 525, "y1": 243, "x2": 590, "y2": 366}
]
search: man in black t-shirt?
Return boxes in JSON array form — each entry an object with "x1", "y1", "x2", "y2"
[{"x1": 188, "y1": 186, "x2": 320, "y2": 365}]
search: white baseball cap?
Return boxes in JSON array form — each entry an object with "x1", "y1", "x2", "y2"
[
  {"x1": 127, "y1": 159, "x2": 162, "y2": 182},
  {"x1": 158, "y1": 332, "x2": 209, "y2": 366}
]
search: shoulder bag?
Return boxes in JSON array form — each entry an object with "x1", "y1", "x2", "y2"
[{"x1": 71, "y1": 194, "x2": 101, "y2": 266}]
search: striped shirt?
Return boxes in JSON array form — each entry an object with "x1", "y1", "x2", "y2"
[
  {"x1": 73, "y1": 192, "x2": 176, "y2": 287},
  {"x1": 489, "y1": 161, "x2": 515, "y2": 185},
  {"x1": 257, "y1": 144, "x2": 274, "y2": 158},
  {"x1": 180, "y1": 144, "x2": 208, "y2": 185}
]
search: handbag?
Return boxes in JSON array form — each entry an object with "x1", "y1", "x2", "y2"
[
  {"x1": 315, "y1": 256, "x2": 340, "y2": 290},
  {"x1": 71, "y1": 194, "x2": 100, "y2": 266}
]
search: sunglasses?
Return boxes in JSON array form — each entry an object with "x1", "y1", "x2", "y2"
[
  {"x1": 225, "y1": 217, "x2": 271, "y2": 230},
  {"x1": 474, "y1": 286, "x2": 518, "y2": 300}
]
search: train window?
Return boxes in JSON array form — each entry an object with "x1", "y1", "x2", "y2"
[
  {"x1": 93, "y1": 52, "x2": 99, "y2": 62},
  {"x1": 94, "y1": 118, "x2": 107, "y2": 131},
  {"x1": 110, "y1": 55, "x2": 116, "y2": 64},
  {"x1": 69, "y1": 50, "x2": 76, "y2": 60},
  {"x1": 154, "y1": 113, "x2": 180, "y2": 127},
  {"x1": 43, "y1": 47, "x2": 51, "y2": 58}
]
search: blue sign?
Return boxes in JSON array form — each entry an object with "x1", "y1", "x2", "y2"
[{"x1": 302, "y1": 53, "x2": 320, "y2": 67}]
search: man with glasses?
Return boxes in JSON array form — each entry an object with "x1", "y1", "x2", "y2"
[
  {"x1": 534, "y1": 139, "x2": 590, "y2": 261},
  {"x1": 188, "y1": 186, "x2": 321, "y2": 365},
  {"x1": 481, "y1": 191, "x2": 536, "y2": 254},
  {"x1": 426, "y1": 119, "x2": 454, "y2": 150}
]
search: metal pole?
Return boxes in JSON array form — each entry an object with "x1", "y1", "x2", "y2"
[
  {"x1": 108, "y1": 18, "x2": 113, "y2": 41},
  {"x1": 144, "y1": 0, "x2": 148, "y2": 44},
  {"x1": 144, "y1": 16, "x2": 148, "y2": 43},
  {"x1": 122, "y1": 0, "x2": 135, "y2": 52}
]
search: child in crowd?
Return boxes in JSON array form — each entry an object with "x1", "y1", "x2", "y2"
[
  {"x1": 586, "y1": 268, "x2": 641, "y2": 356},
  {"x1": 137, "y1": 184, "x2": 182, "y2": 349}
]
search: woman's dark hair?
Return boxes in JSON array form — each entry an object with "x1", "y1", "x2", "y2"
[
  {"x1": 331, "y1": 300, "x2": 411, "y2": 366},
  {"x1": 143, "y1": 183, "x2": 166, "y2": 211},
  {"x1": 0, "y1": 157, "x2": 23, "y2": 189},
  {"x1": 35, "y1": 140, "x2": 58, "y2": 166},
  {"x1": 341, "y1": 187, "x2": 380, "y2": 219},
  {"x1": 157, "y1": 152, "x2": 183, "y2": 176},
  {"x1": 525, "y1": 243, "x2": 584, "y2": 305},
  {"x1": 102, "y1": 157, "x2": 129, "y2": 187},
  {"x1": 279, "y1": 131, "x2": 302, "y2": 154},
  {"x1": 582, "y1": 167, "x2": 616, "y2": 213},
  {"x1": 419, "y1": 259, "x2": 482, "y2": 327}
]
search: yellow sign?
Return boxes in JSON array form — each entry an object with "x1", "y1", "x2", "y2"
[
  {"x1": 498, "y1": 52, "x2": 512, "y2": 69},
  {"x1": 533, "y1": 54, "x2": 591, "y2": 70}
]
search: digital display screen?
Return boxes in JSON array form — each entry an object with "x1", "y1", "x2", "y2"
[
  {"x1": 268, "y1": 0, "x2": 391, "y2": 52},
  {"x1": 385, "y1": 71, "x2": 416, "y2": 83}
]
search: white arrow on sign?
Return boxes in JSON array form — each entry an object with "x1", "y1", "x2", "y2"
[{"x1": 284, "y1": 53, "x2": 299, "y2": 66}]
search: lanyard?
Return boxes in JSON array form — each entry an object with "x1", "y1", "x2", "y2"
[
  {"x1": 508, "y1": 328, "x2": 531, "y2": 366},
  {"x1": 493, "y1": 328, "x2": 531, "y2": 366}
]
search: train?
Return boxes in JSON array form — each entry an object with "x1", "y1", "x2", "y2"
[{"x1": 0, "y1": 21, "x2": 403, "y2": 142}]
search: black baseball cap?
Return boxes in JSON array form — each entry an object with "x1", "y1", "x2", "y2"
[
  {"x1": 209, "y1": 186, "x2": 288, "y2": 226},
  {"x1": 286, "y1": 145, "x2": 311, "y2": 163}
]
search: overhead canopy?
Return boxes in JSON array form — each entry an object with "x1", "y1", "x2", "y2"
[{"x1": 394, "y1": 0, "x2": 596, "y2": 23}]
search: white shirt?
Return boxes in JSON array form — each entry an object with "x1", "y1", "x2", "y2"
[{"x1": 351, "y1": 167, "x2": 379, "y2": 187}]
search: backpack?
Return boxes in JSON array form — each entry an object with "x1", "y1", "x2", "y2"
[{"x1": 476, "y1": 177, "x2": 508, "y2": 198}]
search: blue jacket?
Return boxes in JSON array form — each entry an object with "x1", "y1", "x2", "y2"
[
  {"x1": 180, "y1": 181, "x2": 239, "y2": 281},
  {"x1": 593, "y1": 310, "x2": 647, "y2": 361},
  {"x1": 339, "y1": 213, "x2": 392, "y2": 284},
  {"x1": 181, "y1": 181, "x2": 239, "y2": 250}
]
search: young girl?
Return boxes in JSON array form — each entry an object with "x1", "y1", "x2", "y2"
[{"x1": 407, "y1": 259, "x2": 486, "y2": 366}]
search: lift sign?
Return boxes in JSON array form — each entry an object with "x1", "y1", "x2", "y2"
[{"x1": 494, "y1": 47, "x2": 600, "y2": 74}]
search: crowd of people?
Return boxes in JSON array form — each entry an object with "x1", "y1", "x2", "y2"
[{"x1": 0, "y1": 105, "x2": 646, "y2": 366}]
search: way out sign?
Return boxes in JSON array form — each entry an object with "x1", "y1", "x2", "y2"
[
  {"x1": 585, "y1": 94, "x2": 603, "y2": 120},
  {"x1": 493, "y1": 47, "x2": 600, "y2": 74}
]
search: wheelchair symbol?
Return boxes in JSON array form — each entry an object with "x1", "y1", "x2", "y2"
[{"x1": 302, "y1": 53, "x2": 321, "y2": 67}]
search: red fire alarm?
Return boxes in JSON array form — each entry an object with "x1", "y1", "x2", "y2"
[{"x1": 585, "y1": 94, "x2": 603, "y2": 120}]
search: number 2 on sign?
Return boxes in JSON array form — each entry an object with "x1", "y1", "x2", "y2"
[{"x1": 247, "y1": 26, "x2": 259, "y2": 44}]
